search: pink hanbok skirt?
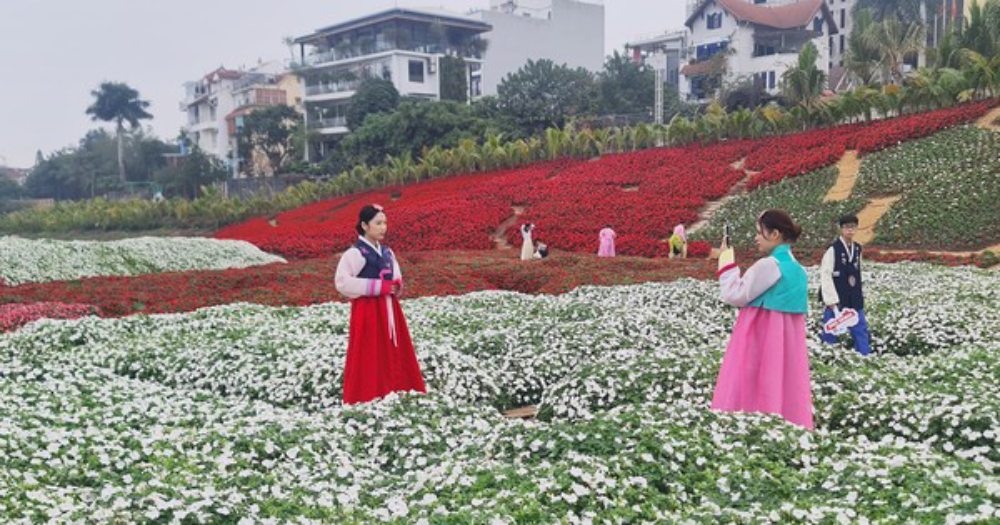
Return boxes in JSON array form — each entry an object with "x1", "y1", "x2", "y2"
[{"x1": 711, "y1": 306, "x2": 814, "y2": 429}]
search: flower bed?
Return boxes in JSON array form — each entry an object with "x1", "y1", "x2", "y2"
[
  {"x1": 0, "y1": 262, "x2": 997, "y2": 522},
  {"x1": 693, "y1": 125, "x2": 1000, "y2": 250},
  {"x1": 216, "y1": 103, "x2": 997, "y2": 259},
  {"x1": 0, "y1": 250, "x2": 717, "y2": 317},
  {"x1": 0, "y1": 236, "x2": 285, "y2": 286},
  {"x1": 0, "y1": 302, "x2": 98, "y2": 333}
]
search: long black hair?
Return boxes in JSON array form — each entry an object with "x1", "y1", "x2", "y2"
[{"x1": 355, "y1": 204, "x2": 385, "y2": 236}]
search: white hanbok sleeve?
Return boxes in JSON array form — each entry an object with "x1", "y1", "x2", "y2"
[
  {"x1": 335, "y1": 247, "x2": 383, "y2": 299},
  {"x1": 718, "y1": 256, "x2": 782, "y2": 308},
  {"x1": 819, "y1": 246, "x2": 840, "y2": 307},
  {"x1": 391, "y1": 250, "x2": 402, "y2": 281}
]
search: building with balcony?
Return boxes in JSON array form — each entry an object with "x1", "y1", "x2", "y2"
[
  {"x1": 181, "y1": 68, "x2": 242, "y2": 162},
  {"x1": 292, "y1": 8, "x2": 492, "y2": 157},
  {"x1": 181, "y1": 63, "x2": 299, "y2": 175},
  {"x1": 681, "y1": 0, "x2": 838, "y2": 103},
  {"x1": 625, "y1": 30, "x2": 690, "y2": 89}
]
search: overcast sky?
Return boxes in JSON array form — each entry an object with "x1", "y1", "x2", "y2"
[{"x1": 0, "y1": 1, "x2": 686, "y2": 167}]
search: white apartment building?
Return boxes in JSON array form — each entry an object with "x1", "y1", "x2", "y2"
[
  {"x1": 680, "y1": 0, "x2": 839, "y2": 102},
  {"x1": 181, "y1": 68, "x2": 241, "y2": 163},
  {"x1": 475, "y1": 0, "x2": 605, "y2": 95},
  {"x1": 180, "y1": 63, "x2": 298, "y2": 173},
  {"x1": 292, "y1": 8, "x2": 492, "y2": 158}
]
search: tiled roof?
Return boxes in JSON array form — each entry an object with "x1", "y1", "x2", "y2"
[{"x1": 687, "y1": 0, "x2": 832, "y2": 31}]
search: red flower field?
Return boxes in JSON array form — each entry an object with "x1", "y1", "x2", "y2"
[
  {"x1": 0, "y1": 250, "x2": 720, "y2": 319},
  {"x1": 216, "y1": 101, "x2": 997, "y2": 259}
]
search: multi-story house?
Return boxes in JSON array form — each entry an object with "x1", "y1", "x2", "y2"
[
  {"x1": 625, "y1": 30, "x2": 690, "y2": 90},
  {"x1": 680, "y1": 0, "x2": 839, "y2": 102},
  {"x1": 475, "y1": 0, "x2": 605, "y2": 96},
  {"x1": 291, "y1": 8, "x2": 492, "y2": 158},
  {"x1": 181, "y1": 64, "x2": 297, "y2": 174}
]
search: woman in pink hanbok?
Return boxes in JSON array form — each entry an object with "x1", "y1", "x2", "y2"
[
  {"x1": 712, "y1": 210, "x2": 814, "y2": 430},
  {"x1": 597, "y1": 225, "x2": 616, "y2": 257}
]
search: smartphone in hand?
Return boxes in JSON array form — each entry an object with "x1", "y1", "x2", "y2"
[{"x1": 722, "y1": 223, "x2": 732, "y2": 249}]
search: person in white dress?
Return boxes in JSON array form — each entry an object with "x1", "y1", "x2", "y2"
[{"x1": 520, "y1": 223, "x2": 535, "y2": 261}]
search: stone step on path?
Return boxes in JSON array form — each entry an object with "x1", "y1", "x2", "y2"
[
  {"x1": 975, "y1": 105, "x2": 1000, "y2": 132},
  {"x1": 502, "y1": 405, "x2": 538, "y2": 419},
  {"x1": 492, "y1": 206, "x2": 525, "y2": 250},
  {"x1": 855, "y1": 195, "x2": 902, "y2": 245},
  {"x1": 823, "y1": 150, "x2": 861, "y2": 202},
  {"x1": 686, "y1": 158, "x2": 758, "y2": 239}
]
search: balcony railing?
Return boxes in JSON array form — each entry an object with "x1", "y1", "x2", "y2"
[
  {"x1": 305, "y1": 80, "x2": 363, "y2": 97},
  {"x1": 310, "y1": 116, "x2": 348, "y2": 129}
]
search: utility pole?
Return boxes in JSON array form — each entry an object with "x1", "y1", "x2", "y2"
[{"x1": 650, "y1": 54, "x2": 668, "y2": 125}]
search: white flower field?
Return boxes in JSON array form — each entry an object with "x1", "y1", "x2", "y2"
[
  {"x1": 0, "y1": 236, "x2": 285, "y2": 286},
  {"x1": 1, "y1": 263, "x2": 997, "y2": 523}
]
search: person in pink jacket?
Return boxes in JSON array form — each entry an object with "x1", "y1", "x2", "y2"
[{"x1": 597, "y1": 225, "x2": 616, "y2": 257}]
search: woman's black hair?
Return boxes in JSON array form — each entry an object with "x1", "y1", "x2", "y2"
[
  {"x1": 757, "y1": 209, "x2": 803, "y2": 243},
  {"x1": 356, "y1": 204, "x2": 385, "y2": 236}
]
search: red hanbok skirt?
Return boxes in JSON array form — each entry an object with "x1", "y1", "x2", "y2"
[{"x1": 342, "y1": 295, "x2": 426, "y2": 404}]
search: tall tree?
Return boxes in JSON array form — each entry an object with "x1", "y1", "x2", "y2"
[
  {"x1": 595, "y1": 50, "x2": 656, "y2": 115},
  {"x1": 85, "y1": 82, "x2": 152, "y2": 184},
  {"x1": 961, "y1": 0, "x2": 996, "y2": 58},
  {"x1": 346, "y1": 78, "x2": 400, "y2": 130},
  {"x1": 496, "y1": 59, "x2": 596, "y2": 135},
  {"x1": 853, "y1": 0, "x2": 928, "y2": 22},
  {"x1": 845, "y1": 8, "x2": 883, "y2": 85},
  {"x1": 782, "y1": 42, "x2": 827, "y2": 112},
  {"x1": 237, "y1": 105, "x2": 302, "y2": 176},
  {"x1": 340, "y1": 100, "x2": 491, "y2": 166},
  {"x1": 153, "y1": 146, "x2": 228, "y2": 199},
  {"x1": 863, "y1": 19, "x2": 926, "y2": 84}
]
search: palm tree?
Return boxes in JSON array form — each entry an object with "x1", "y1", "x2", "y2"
[
  {"x1": 782, "y1": 42, "x2": 828, "y2": 127},
  {"x1": 844, "y1": 9, "x2": 883, "y2": 86},
  {"x1": 666, "y1": 115, "x2": 696, "y2": 146},
  {"x1": 906, "y1": 67, "x2": 967, "y2": 109},
  {"x1": 853, "y1": 0, "x2": 928, "y2": 23},
  {"x1": 85, "y1": 82, "x2": 152, "y2": 184},
  {"x1": 960, "y1": 49, "x2": 1000, "y2": 98},
  {"x1": 864, "y1": 19, "x2": 926, "y2": 85},
  {"x1": 544, "y1": 128, "x2": 567, "y2": 160}
]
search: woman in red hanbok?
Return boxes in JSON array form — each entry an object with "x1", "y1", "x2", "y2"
[{"x1": 335, "y1": 204, "x2": 426, "y2": 404}]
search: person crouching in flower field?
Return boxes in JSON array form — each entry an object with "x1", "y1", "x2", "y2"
[
  {"x1": 712, "y1": 210, "x2": 814, "y2": 430},
  {"x1": 598, "y1": 225, "x2": 616, "y2": 257},
  {"x1": 669, "y1": 224, "x2": 687, "y2": 258},
  {"x1": 819, "y1": 214, "x2": 871, "y2": 356},
  {"x1": 335, "y1": 204, "x2": 426, "y2": 404}
]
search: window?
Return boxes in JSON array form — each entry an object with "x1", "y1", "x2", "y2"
[
  {"x1": 707, "y1": 12, "x2": 722, "y2": 30},
  {"x1": 814, "y1": 17, "x2": 823, "y2": 32},
  {"x1": 754, "y1": 0, "x2": 766, "y2": 4},
  {"x1": 696, "y1": 41, "x2": 728, "y2": 60},
  {"x1": 408, "y1": 60, "x2": 424, "y2": 83},
  {"x1": 754, "y1": 43, "x2": 775, "y2": 56},
  {"x1": 829, "y1": 36, "x2": 834, "y2": 51},
  {"x1": 840, "y1": 34, "x2": 845, "y2": 53},
  {"x1": 768, "y1": 71, "x2": 775, "y2": 89},
  {"x1": 840, "y1": 9, "x2": 845, "y2": 28}
]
